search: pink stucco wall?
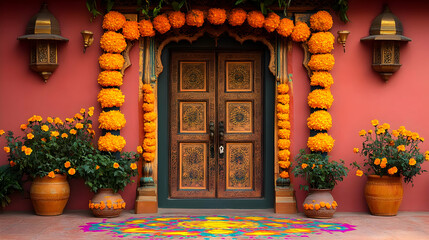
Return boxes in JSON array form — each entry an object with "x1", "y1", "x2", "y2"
[{"x1": 1, "y1": 0, "x2": 429, "y2": 212}]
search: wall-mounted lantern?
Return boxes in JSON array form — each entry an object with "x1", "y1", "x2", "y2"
[
  {"x1": 17, "y1": 3, "x2": 68, "y2": 82},
  {"x1": 337, "y1": 30, "x2": 350, "y2": 53},
  {"x1": 361, "y1": 6, "x2": 411, "y2": 81},
  {"x1": 81, "y1": 30, "x2": 94, "y2": 53}
]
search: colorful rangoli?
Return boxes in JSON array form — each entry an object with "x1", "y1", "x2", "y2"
[{"x1": 80, "y1": 215, "x2": 356, "y2": 239}]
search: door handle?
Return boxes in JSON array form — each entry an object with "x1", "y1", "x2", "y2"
[
  {"x1": 209, "y1": 121, "x2": 215, "y2": 158},
  {"x1": 219, "y1": 121, "x2": 225, "y2": 158}
]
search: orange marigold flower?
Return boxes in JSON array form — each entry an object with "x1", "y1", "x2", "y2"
[
  {"x1": 276, "y1": 17, "x2": 294, "y2": 37},
  {"x1": 10, "y1": 161, "x2": 16, "y2": 167},
  {"x1": 97, "y1": 88, "x2": 125, "y2": 108},
  {"x1": 122, "y1": 21, "x2": 140, "y2": 40},
  {"x1": 130, "y1": 163, "x2": 137, "y2": 170},
  {"x1": 278, "y1": 139, "x2": 291, "y2": 150},
  {"x1": 374, "y1": 158, "x2": 381, "y2": 165},
  {"x1": 51, "y1": 131, "x2": 60, "y2": 137},
  {"x1": 277, "y1": 84, "x2": 289, "y2": 94},
  {"x1": 143, "y1": 152, "x2": 155, "y2": 162},
  {"x1": 48, "y1": 171, "x2": 55, "y2": 178},
  {"x1": 96, "y1": 165, "x2": 100, "y2": 170},
  {"x1": 264, "y1": 12, "x2": 280, "y2": 32},
  {"x1": 55, "y1": 169, "x2": 59, "y2": 172},
  {"x1": 27, "y1": 133, "x2": 34, "y2": 139},
  {"x1": 278, "y1": 129, "x2": 291, "y2": 139},
  {"x1": 356, "y1": 170, "x2": 363, "y2": 177},
  {"x1": 397, "y1": 145, "x2": 406, "y2": 152},
  {"x1": 142, "y1": 103, "x2": 155, "y2": 112},
  {"x1": 98, "y1": 133, "x2": 126, "y2": 152},
  {"x1": 74, "y1": 113, "x2": 83, "y2": 120},
  {"x1": 137, "y1": 146, "x2": 143, "y2": 154},
  {"x1": 144, "y1": 93, "x2": 155, "y2": 103},
  {"x1": 228, "y1": 8, "x2": 247, "y2": 26},
  {"x1": 102, "y1": 11, "x2": 126, "y2": 31},
  {"x1": 309, "y1": 10, "x2": 333, "y2": 31},
  {"x1": 113, "y1": 162, "x2": 120, "y2": 168},
  {"x1": 409, "y1": 158, "x2": 416, "y2": 166},
  {"x1": 388, "y1": 166, "x2": 398, "y2": 175},
  {"x1": 308, "y1": 54, "x2": 335, "y2": 71},
  {"x1": 353, "y1": 148, "x2": 359, "y2": 153},
  {"x1": 320, "y1": 201, "x2": 326, "y2": 208},
  {"x1": 302, "y1": 163, "x2": 308, "y2": 169},
  {"x1": 41, "y1": 125, "x2": 49, "y2": 132},
  {"x1": 20, "y1": 124, "x2": 27, "y2": 130},
  {"x1": 307, "y1": 89, "x2": 334, "y2": 109},
  {"x1": 247, "y1": 11, "x2": 264, "y2": 28},
  {"x1": 168, "y1": 11, "x2": 186, "y2": 28},
  {"x1": 186, "y1": 10, "x2": 204, "y2": 27},
  {"x1": 359, "y1": 129, "x2": 367, "y2": 136},
  {"x1": 64, "y1": 161, "x2": 71, "y2": 168},
  {"x1": 371, "y1": 119, "x2": 379, "y2": 126},
  {"x1": 326, "y1": 203, "x2": 331, "y2": 209},
  {"x1": 307, "y1": 110, "x2": 332, "y2": 131},
  {"x1": 70, "y1": 129, "x2": 77, "y2": 135},
  {"x1": 153, "y1": 14, "x2": 171, "y2": 34},
  {"x1": 47, "y1": 117, "x2": 54, "y2": 123},
  {"x1": 309, "y1": 204, "x2": 314, "y2": 210},
  {"x1": 278, "y1": 149, "x2": 290, "y2": 161},
  {"x1": 279, "y1": 161, "x2": 291, "y2": 169},
  {"x1": 24, "y1": 147, "x2": 32, "y2": 155},
  {"x1": 98, "y1": 110, "x2": 126, "y2": 131},
  {"x1": 99, "y1": 53, "x2": 125, "y2": 70},
  {"x1": 100, "y1": 31, "x2": 127, "y2": 53},
  {"x1": 75, "y1": 123, "x2": 83, "y2": 129},
  {"x1": 4, "y1": 147, "x2": 10, "y2": 153},
  {"x1": 41, "y1": 138, "x2": 47, "y2": 142},
  {"x1": 277, "y1": 94, "x2": 290, "y2": 105},
  {"x1": 278, "y1": 120, "x2": 291, "y2": 129},
  {"x1": 303, "y1": 203, "x2": 309, "y2": 210},
  {"x1": 291, "y1": 21, "x2": 311, "y2": 42},
  {"x1": 310, "y1": 71, "x2": 334, "y2": 88},
  {"x1": 98, "y1": 71, "x2": 123, "y2": 87},
  {"x1": 315, "y1": 204, "x2": 321, "y2": 210},
  {"x1": 307, "y1": 133, "x2": 335, "y2": 153},
  {"x1": 280, "y1": 171, "x2": 289, "y2": 179},
  {"x1": 207, "y1": 8, "x2": 227, "y2": 25},
  {"x1": 139, "y1": 19, "x2": 156, "y2": 37},
  {"x1": 68, "y1": 168, "x2": 76, "y2": 175}
]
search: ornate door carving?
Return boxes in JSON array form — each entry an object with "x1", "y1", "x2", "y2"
[{"x1": 170, "y1": 51, "x2": 262, "y2": 199}]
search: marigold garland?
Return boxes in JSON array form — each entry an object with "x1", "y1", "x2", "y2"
[
  {"x1": 264, "y1": 12, "x2": 280, "y2": 32},
  {"x1": 143, "y1": 152, "x2": 156, "y2": 162},
  {"x1": 277, "y1": 84, "x2": 289, "y2": 94},
  {"x1": 145, "y1": 132, "x2": 156, "y2": 139},
  {"x1": 278, "y1": 149, "x2": 291, "y2": 161},
  {"x1": 123, "y1": 21, "x2": 140, "y2": 40},
  {"x1": 144, "y1": 93, "x2": 155, "y2": 103},
  {"x1": 144, "y1": 138, "x2": 156, "y2": 146},
  {"x1": 98, "y1": 110, "x2": 126, "y2": 130},
  {"x1": 307, "y1": 133, "x2": 335, "y2": 152},
  {"x1": 186, "y1": 10, "x2": 204, "y2": 27},
  {"x1": 308, "y1": 54, "x2": 335, "y2": 71},
  {"x1": 102, "y1": 11, "x2": 126, "y2": 31},
  {"x1": 278, "y1": 139, "x2": 291, "y2": 150},
  {"x1": 278, "y1": 120, "x2": 291, "y2": 129},
  {"x1": 308, "y1": 32, "x2": 335, "y2": 54},
  {"x1": 207, "y1": 8, "x2": 227, "y2": 25},
  {"x1": 307, "y1": 110, "x2": 332, "y2": 131},
  {"x1": 307, "y1": 89, "x2": 334, "y2": 109},
  {"x1": 276, "y1": 18, "x2": 294, "y2": 37},
  {"x1": 97, "y1": 88, "x2": 125, "y2": 108},
  {"x1": 97, "y1": 71, "x2": 123, "y2": 87},
  {"x1": 99, "y1": 53, "x2": 124, "y2": 70},
  {"x1": 280, "y1": 171, "x2": 289, "y2": 179},
  {"x1": 228, "y1": 8, "x2": 247, "y2": 26},
  {"x1": 310, "y1": 71, "x2": 334, "y2": 88},
  {"x1": 310, "y1": 10, "x2": 333, "y2": 32},
  {"x1": 142, "y1": 84, "x2": 154, "y2": 93},
  {"x1": 168, "y1": 11, "x2": 186, "y2": 28},
  {"x1": 100, "y1": 31, "x2": 127, "y2": 53},
  {"x1": 278, "y1": 129, "x2": 291, "y2": 139},
  {"x1": 144, "y1": 122, "x2": 156, "y2": 133},
  {"x1": 277, "y1": 94, "x2": 290, "y2": 105},
  {"x1": 277, "y1": 113, "x2": 289, "y2": 121},
  {"x1": 291, "y1": 21, "x2": 311, "y2": 42},
  {"x1": 139, "y1": 19, "x2": 156, "y2": 37},
  {"x1": 247, "y1": 11, "x2": 265, "y2": 28},
  {"x1": 144, "y1": 112, "x2": 157, "y2": 122},
  {"x1": 142, "y1": 103, "x2": 155, "y2": 112},
  {"x1": 98, "y1": 133, "x2": 126, "y2": 152},
  {"x1": 153, "y1": 14, "x2": 171, "y2": 34},
  {"x1": 279, "y1": 160, "x2": 291, "y2": 169},
  {"x1": 276, "y1": 103, "x2": 289, "y2": 114}
]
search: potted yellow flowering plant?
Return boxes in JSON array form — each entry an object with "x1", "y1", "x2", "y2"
[
  {"x1": 0, "y1": 107, "x2": 95, "y2": 215},
  {"x1": 77, "y1": 150, "x2": 139, "y2": 218},
  {"x1": 353, "y1": 119, "x2": 428, "y2": 216}
]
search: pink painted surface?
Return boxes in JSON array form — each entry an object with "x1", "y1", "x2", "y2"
[{"x1": 1, "y1": 0, "x2": 429, "y2": 212}]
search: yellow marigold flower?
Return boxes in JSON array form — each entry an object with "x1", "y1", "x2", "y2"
[
  {"x1": 228, "y1": 8, "x2": 247, "y2": 26},
  {"x1": 278, "y1": 120, "x2": 291, "y2": 129},
  {"x1": 356, "y1": 170, "x2": 363, "y2": 177},
  {"x1": 307, "y1": 110, "x2": 332, "y2": 131},
  {"x1": 74, "y1": 113, "x2": 83, "y2": 120},
  {"x1": 380, "y1": 158, "x2": 387, "y2": 168},
  {"x1": 368, "y1": 130, "x2": 373, "y2": 134},
  {"x1": 291, "y1": 21, "x2": 311, "y2": 42},
  {"x1": 309, "y1": 10, "x2": 333, "y2": 31},
  {"x1": 35, "y1": 116, "x2": 42, "y2": 122},
  {"x1": 75, "y1": 123, "x2": 83, "y2": 129},
  {"x1": 144, "y1": 122, "x2": 156, "y2": 133},
  {"x1": 409, "y1": 158, "x2": 416, "y2": 166},
  {"x1": 276, "y1": 18, "x2": 294, "y2": 37},
  {"x1": 68, "y1": 168, "x2": 76, "y2": 175},
  {"x1": 4, "y1": 147, "x2": 10, "y2": 153},
  {"x1": 277, "y1": 84, "x2": 289, "y2": 94},
  {"x1": 391, "y1": 130, "x2": 399, "y2": 137},
  {"x1": 382, "y1": 123, "x2": 390, "y2": 130},
  {"x1": 65, "y1": 118, "x2": 74, "y2": 123},
  {"x1": 397, "y1": 145, "x2": 406, "y2": 152},
  {"x1": 61, "y1": 133, "x2": 68, "y2": 139},
  {"x1": 388, "y1": 166, "x2": 398, "y2": 175},
  {"x1": 51, "y1": 131, "x2": 59, "y2": 137},
  {"x1": 264, "y1": 12, "x2": 280, "y2": 32},
  {"x1": 302, "y1": 163, "x2": 308, "y2": 169},
  {"x1": 278, "y1": 161, "x2": 291, "y2": 169},
  {"x1": 359, "y1": 129, "x2": 367, "y2": 136},
  {"x1": 41, "y1": 125, "x2": 49, "y2": 132},
  {"x1": 137, "y1": 146, "x2": 143, "y2": 154},
  {"x1": 54, "y1": 117, "x2": 63, "y2": 125},
  {"x1": 320, "y1": 201, "x2": 326, "y2": 208},
  {"x1": 142, "y1": 103, "x2": 155, "y2": 112},
  {"x1": 144, "y1": 112, "x2": 157, "y2": 122},
  {"x1": 139, "y1": 19, "x2": 155, "y2": 37},
  {"x1": 70, "y1": 129, "x2": 77, "y2": 135},
  {"x1": 144, "y1": 93, "x2": 155, "y2": 103},
  {"x1": 21, "y1": 146, "x2": 27, "y2": 151},
  {"x1": 96, "y1": 165, "x2": 100, "y2": 170},
  {"x1": 130, "y1": 163, "x2": 138, "y2": 170},
  {"x1": 307, "y1": 89, "x2": 334, "y2": 109},
  {"x1": 24, "y1": 147, "x2": 32, "y2": 155},
  {"x1": 98, "y1": 133, "x2": 126, "y2": 152},
  {"x1": 278, "y1": 129, "x2": 291, "y2": 139},
  {"x1": 186, "y1": 10, "x2": 204, "y2": 27},
  {"x1": 278, "y1": 149, "x2": 290, "y2": 161},
  {"x1": 374, "y1": 158, "x2": 381, "y2": 165},
  {"x1": 278, "y1": 139, "x2": 291, "y2": 150},
  {"x1": 97, "y1": 88, "x2": 125, "y2": 108},
  {"x1": 332, "y1": 201, "x2": 338, "y2": 207},
  {"x1": 315, "y1": 204, "x2": 321, "y2": 210},
  {"x1": 46, "y1": 117, "x2": 53, "y2": 123},
  {"x1": 113, "y1": 162, "x2": 120, "y2": 169},
  {"x1": 276, "y1": 103, "x2": 289, "y2": 114},
  {"x1": 279, "y1": 171, "x2": 289, "y2": 179},
  {"x1": 64, "y1": 161, "x2": 71, "y2": 168},
  {"x1": 425, "y1": 151, "x2": 429, "y2": 161},
  {"x1": 371, "y1": 119, "x2": 379, "y2": 126},
  {"x1": 207, "y1": 8, "x2": 227, "y2": 25},
  {"x1": 143, "y1": 152, "x2": 156, "y2": 162},
  {"x1": 103, "y1": 11, "x2": 126, "y2": 31},
  {"x1": 277, "y1": 94, "x2": 290, "y2": 105},
  {"x1": 307, "y1": 133, "x2": 335, "y2": 153},
  {"x1": 153, "y1": 14, "x2": 171, "y2": 34},
  {"x1": 353, "y1": 148, "x2": 359, "y2": 153},
  {"x1": 99, "y1": 53, "x2": 125, "y2": 70},
  {"x1": 88, "y1": 107, "x2": 94, "y2": 117},
  {"x1": 308, "y1": 32, "x2": 335, "y2": 54},
  {"x1": 419, "y1": 137, "x2": 425, "y2": 142},
  {"x1": 308, "y1": 53, "x2": 335, "y2": 71},
  {"x1": 376, "y1": 128, "x2": 386, "y2": 135},
  {"x1": 310, "y1": 71, "x2": 334, "y2": 88},
  {"x1": 247, "y1": 11, "x2": 264, "y2": 28},
  {"x1": 48, "y1": 171, "x2": 55, "y2": 178},
  {"x1": 326, "y1": 203, "x2": 331, "y2": 209},
  {"x1": 100, "y1": 31, "x2": 127, "y2": 53},
  {"x1": 122, "y1": 21, "x2": 140, "y2": 40},
  {"x1": 168, "y1": 11, "x2": 186, "y2": 28},
  {"x1": 27, "y1": 133, "x2": 34, "y2": 139},
  {"x1": 98, "y1": 111, "x2": 126, "y2": 131}
]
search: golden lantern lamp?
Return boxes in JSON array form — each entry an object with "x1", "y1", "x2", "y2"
[
  {"x1": 17, "y1": 3, "x2": 68, "y2": 82},
  {"x1": 337, "y1": 30, "x2": 350, "y2": 53},
  {"x1": 361, "y1": 6, "x2": 411, "y2": 81},
  {"x1": 81, "y1": 30, "x2": 94, "y2": 53}
]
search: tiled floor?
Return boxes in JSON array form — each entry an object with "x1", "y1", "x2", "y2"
[{"x1": 1, "y1": 209, "x2": 429, "y2": 239}]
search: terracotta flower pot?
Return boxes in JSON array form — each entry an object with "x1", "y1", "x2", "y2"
[
  {"x1": 303, "y1": 189, "x2": 337, "y2": 219},
  {"x1": 365, "y1": 175, "x2": 403, "y2": 216},
  {"x1": 90, "y1": 188, "x2": 125, "y2": 218},
  {"x1": 30, "y1": 174, "x2": 70, "y2": 216}
]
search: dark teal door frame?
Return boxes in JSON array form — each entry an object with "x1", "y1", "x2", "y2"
[{"x1": 157, "y1": 34, "x2": 275, "y2": 208}]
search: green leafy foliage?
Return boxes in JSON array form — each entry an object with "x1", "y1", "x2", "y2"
[
  {"x1": 0, "y1": 165, "x2": 23, "y2": 208},
  {"x1": 293, "y1": 149, "x2": 348, "y2": 191}
]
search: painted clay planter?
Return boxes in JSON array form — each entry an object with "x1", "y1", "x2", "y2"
[
  {"x1": 90, "y1": 188, "x2": 125, "y2": 218},
  {"x1": 30, "y1": 174, "x2": 70, "y2": 216},
  {"x1": 365, "y1": 175, "x2": 403, "y2": 216},
  {"x1": 303, "y1": 189, "x2": 337, "y2": 219}
]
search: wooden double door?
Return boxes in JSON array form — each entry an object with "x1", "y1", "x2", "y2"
[{"x1": 169, "y1": 51, "x2": 263, "y2": 199}]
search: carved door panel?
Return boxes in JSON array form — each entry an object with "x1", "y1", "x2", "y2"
[{"x1": 170, "y1": 51, "x2": 262, "y2": 199}]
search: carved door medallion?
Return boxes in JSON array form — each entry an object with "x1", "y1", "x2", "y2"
[{"x1": 170, "y1": 52, "x2": 262, "y2": 199}]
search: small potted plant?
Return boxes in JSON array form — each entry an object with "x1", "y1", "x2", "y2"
[
  {"x1": 352, "y1": 120, "x2": 427, "y2": 216},
  {"x1": 293, "y1": 149, "x2": 348, "y2": 219},
  {"x1": 78, "y1": 150, "x2": 138, "y2": 218},
  {"x1": 0, "y1": 107, "x2": 95, "y2": 215}
]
